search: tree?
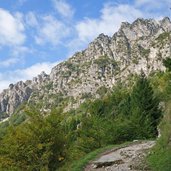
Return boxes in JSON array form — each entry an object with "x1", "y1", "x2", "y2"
[
  {"x1": 130, "y1": 72, "x2": 162, "y2": 138},
  {"x1": 0, "y1": 109, "x2": 67, "y2": 171},
  {"x1": 74, "y1": 115, "x2": 110, "y2": 154}
]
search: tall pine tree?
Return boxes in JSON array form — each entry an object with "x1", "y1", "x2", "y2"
[{"x1": 130, "y1": 71, "x2": 161, "y2": 138}]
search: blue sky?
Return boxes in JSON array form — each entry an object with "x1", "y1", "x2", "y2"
[{"x1": 0, "y1": 0, "x2": 170, "y2": 91}]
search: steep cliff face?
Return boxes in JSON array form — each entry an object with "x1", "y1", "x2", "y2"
[
  {"x1": 0, "y1": 17, "x2": 171, "y2": 117},
  {"x1": 0, "y1": 72, "x2": 49, "y2": 118},
  {"x1": 49, "y1": 17, "x2": 171, "y2": 98}
]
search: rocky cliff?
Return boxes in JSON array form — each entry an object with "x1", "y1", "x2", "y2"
[{"x1": 0, "y1": 17, "x2": 171, "y2": 118}]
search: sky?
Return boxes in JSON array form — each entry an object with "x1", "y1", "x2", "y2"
[{"x1": 0, "y1": 0, "x2": 170, "y2": 91}]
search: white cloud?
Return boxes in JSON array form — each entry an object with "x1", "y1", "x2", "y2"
[
  {"x1": 0, "y1": 80, "x2": 11, "y2": 92},
  {"x1": 75, "y1": 4, "x2": 143, "y2": 43},
  {"x1": 68, "y1": 1, "x2": 168, "y2": 56},
  {"x1": 0, "y1": 58, "x2": 20, "y2": 67},
  {"x1": 25, "y1": 12, "x2": 71, "y2": 46},
  {"x1": 135, "y1": 0, "x2": 170, "y2": 8},
  {"x1": 12, "y1": 46, "x2": 31, "y2": 57},
  {"x1": 0, "y1": 61, "x2": 59, "y2": 92},
  {"x1": 0, "y1": 46, "x2": 32, "y2": 68},
  {"x1": 25, "y1": 12, "x2": 39, "y2": 27},
  {"x1": 135, "y1": 0, "x2": 171, "y2": 16},
  {"x1": 0, "y1": 8, "x2": 25, "y2": 46},
  {"x1": 52, "y1": 0, "x2": 74, "y2": 18},
  {"x1": 35, "y1": 15, "x2": 70, "y2": 45},
  {"x1": 66, "y1": 38, "x2": 88, "y2": 57},
  {"x1": 18, "y1": 62, "x2": 59, "y2": 78}
]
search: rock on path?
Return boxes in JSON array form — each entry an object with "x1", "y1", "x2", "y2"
[{"x1": 84, "y1": 141, "x2": 155, "y2": 171}]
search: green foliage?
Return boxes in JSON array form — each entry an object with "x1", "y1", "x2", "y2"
[
  {"x1": 148, "y1": 102, "x2": 171, "y2": 171},
  {"x1": 0, "y1": 109, "x2": 67, "y2": 171},
  {"x1": 80, "y1": 92, "x2": 92, "y2": 99},
  {"x1": 0, "y1": 112, "x2": 9, "y2": 120},
  {"x1": 94, "y1": 55, "x2": 117, "y2": 68},
  {"x1": 155, "y1": 32, "x2": 170, "y2": 48},
  {"x1": 129, "y1": 72, "x2": 162, "y2": 138},
  {"x1": 73, "y1": 115, "x2": 111, "y2": 153},
  {"x1": 156, "y1": 32, "x2": 170, "y2": 42},
  {"x1": 96, "y1": 86, "x2": 108, "y2": 96},
  {"x1": 61, "y1": 70, "x2": 71, "y2": 78},
  {"x1": 140, "y1": 48, "x2": 150, "y2": 57},
  {"x1": 0, "y1": 71, "x2": 164, "y2": 171},
  {"x1": 9, "y1": 113, "x2": 27, "y2": 126},
  {"x1": 132, "y1": 58, "x2": 139, "y2": 64},
  {"x1": 0, "y1": 113, "x2": 27, "y2": 140},
  {"x1": 110, "y1": 118, "x2": 137, "y2": 143},
  {"x1": 136, "y1": 45, "x2": 150, "y2": 60},
  {"x1": 150, "y1": 71, "x2": 171, "y2": 100},
  {"x1": 0, "y1": 121, "x2": 9, "y2": 140},
  {"x1": 44, "y1": 81, "x2": 53, "y2": 90},
  {"x1": 48, "y1": 92, "x2": 64, "y2": 105},
  {"x1": 148, "y1": 62, "x2": 171, "y2": 171},
  {"x1": 94, "y1": 55, "x2": 110, "y2": 68},
  {"x1": 163, "y1": 57, "x2": 171, "y2": 71},
  {"x1": 65, "y1": 61, "x2": 79, "y2": 72},
  {"x1": 87, "y1": 85, "x2": 129, "y2": 118}
]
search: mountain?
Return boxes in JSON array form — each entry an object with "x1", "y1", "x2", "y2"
[{"x1": 0, "y1": 17, "x2": 171, "y2": 119}]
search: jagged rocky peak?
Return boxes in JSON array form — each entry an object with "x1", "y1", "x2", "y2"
[
  {"x1": 9, "y1": 84, "x2": 14, "y2": 90},
  {"x1": 0, "y1": 81, "x2": 33, "y2": 116},
  {"x1": 87, "y1": 33, "x2": 111, "y2": 52},
  {"x1": 0, "y1": 71, "x2": 50, "y2": 117},
  {"x1": 160, "y1": 17, "x2": 171, "y2": 31},
  {"x1": 120, "y1": 21, "x2": 131, "y2": 29},
  {"x1": 84, "y1": 33, "x2": 113, "y2": 59},
  {"x1": 6, "y1": 81, "x2": 26, "y2": 92},
  {"x1": 117, "y1": 17, "x2": 171, "y2": 42},
  {"x1": 0, "y1": 17, "x2": 171, "y2": 118},
  {"x1": 33, "y1": 71, "x2": 49, "y2": 85},
  {"x1": 95, "y1": 33, "x2": 111, "y2": 42}
]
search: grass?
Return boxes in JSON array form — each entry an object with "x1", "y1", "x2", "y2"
[
  {"x1": 147, "y1": 102, "x2": 171, "y2": 171},
  {"x1": 59, "y1": 141, "x2": 132, "y2": 171}
]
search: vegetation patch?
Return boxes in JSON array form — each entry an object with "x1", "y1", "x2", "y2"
[{"x1": 147, "y1": 102, "x2": 171, "y2": 171}]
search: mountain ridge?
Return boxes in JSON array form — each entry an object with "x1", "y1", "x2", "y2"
[{"x1": 0, "y1": 17, "x2": 171, "y2": 118}]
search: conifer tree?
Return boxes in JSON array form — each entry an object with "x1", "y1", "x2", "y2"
[{"x1": 130, "y1": 71, "x2": 161, "y2": 137}]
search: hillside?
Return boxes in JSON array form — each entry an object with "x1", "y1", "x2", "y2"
[
  {"x1": 0, "y1": 17, "x2": 171, "y2": 119},
  {"x1": 0, "y1": 17, "x2": 170, "y2": 171}
]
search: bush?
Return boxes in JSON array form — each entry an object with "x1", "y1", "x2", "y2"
[
  {"x1": 148, "y1": 102, "x2": 171, "y2": 171},
  {"x1": 0, "y1": 110, "x2": 67, "y2": 171}
]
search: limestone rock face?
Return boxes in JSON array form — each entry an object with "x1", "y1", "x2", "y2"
[
  {"x1": 0, "y1": 17, "x2": 171, "y2": 117},
  {"x1": 0, "y1": 81, "x2": 32, "y2": 116},
  {"x1": 0, "y1": 72, "x2": 49, "y2": 118}
]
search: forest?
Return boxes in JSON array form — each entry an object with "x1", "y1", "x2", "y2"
[{"x1": 0, "y1": 59, "x2": 171, "y2": 171}]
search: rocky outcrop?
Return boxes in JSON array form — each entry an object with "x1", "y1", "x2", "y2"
[
  {"x1": 0, "y1": 81, "x2": 32, "y2": 117},
  {"x1": 0, "y1": 17, "x2": 171, "y2": 117},
  {"x1": 0, "y1": 71, "x2": 49, "y2": 118},
  {"x1": 50, "y1": 17, "x2": 171, "y2": 97}
]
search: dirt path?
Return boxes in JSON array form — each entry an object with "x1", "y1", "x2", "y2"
[{"x1": 84, "y1": 141, "x2": 155, "y2": 171}]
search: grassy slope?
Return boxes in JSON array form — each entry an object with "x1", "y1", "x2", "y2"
[{"x1": 147, "y1": 102, "x2": 171, "y2": 171}]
